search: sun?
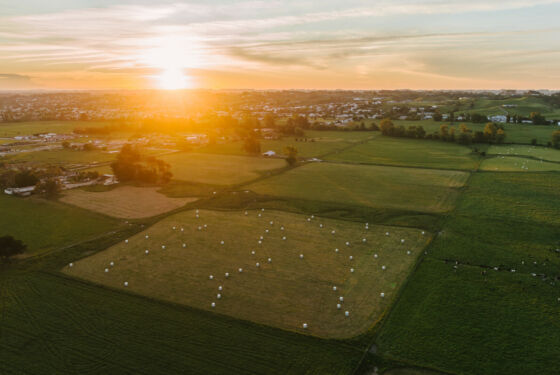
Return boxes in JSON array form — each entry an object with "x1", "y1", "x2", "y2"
[{"x1": 157, "y1": 68, "x2": 190, "y2": 90}]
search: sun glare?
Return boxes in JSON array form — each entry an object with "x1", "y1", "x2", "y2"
[{"x1": 158, "y1": 68, "x2": 190, "y2": 90}]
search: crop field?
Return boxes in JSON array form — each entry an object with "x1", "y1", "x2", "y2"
[
  {"x1": 0, "y1": 121, "x2": 110, "y2": 137},
  {"x1": 375, "y1": 172, "x2": 560, "y2": 375},
  {"x1": 479, "y1": 156, "x2": 560, "y2": 172},
  {"x1": 247, "y1": 163, "x2": 469, "y2": 213},
  {"x1": 160, "y1": 152, "x2": 286, "y2": 185},
  {"x1": 60, "y1": 186, "x2": 197, "y2": 219},
  {"x1": 487, "y1": 145, "x2": 560, "y2": 162},
  {"x1": 199, "y1": 131, "x2": 376, "y2": 158},
  {"x1": 325, "y1": 137, "x2": 479, "y2": 170},
  {"x1": 0, "y1": 270, "x2": 364, "y2": 375},
  {"x1": 64, "y1": 209, "x2": 430, "y2": 339},
  {"x1": 0, "y1": 195, "x2": 118, "y2": 254}
]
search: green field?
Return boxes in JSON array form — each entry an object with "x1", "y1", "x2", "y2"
[
  {"x1": 247, "y1": 163, "x2": 469, "y2": 213},
  {"x1": 0, "y1": 269, "x2": 364, "y2": 375},
  {"x1": 390, "y1": 120, "x2": 557, "y2": 145},
  {"x1": 479, "y1": 156, "x2": 560, "y2": 172},
  {"x1": 65, "y1": 209, "x2": 429, "y2": 339},
  {"x1": 375, "y1": 172, "x2": 560, "y2": 375},
  {"x1": 325, "y1": 137, "x2": 479, "y2": 170},
  {"x1": 60, "y1": 186, "x2": 197, "y2": 219},
  {"x1": 5, "y1": 148, "x2": 116, "y2": 166},
  {"x1": 160, "y1": 152, "x2": 287, "y2": 185},
  {"x1": 488, "y1": 144, "x2": 560, "y2": 162},
  {"x1": 199, "y1": 131, "x2": 376, "y2": 158},
  {"x1": 0, "y1": 121, "x2": 110, "y2": 137},
  {"x1": 0, "y1": 195, "x2": 118, "y2": 254}
]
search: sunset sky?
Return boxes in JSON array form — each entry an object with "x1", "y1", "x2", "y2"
[{"x1": 1, "y1": 0, "x2": 560, "y2": 90}]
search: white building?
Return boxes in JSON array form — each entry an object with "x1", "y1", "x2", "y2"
[{"x1": 490, "y1": 115, "x2": 507, "y2": 123}]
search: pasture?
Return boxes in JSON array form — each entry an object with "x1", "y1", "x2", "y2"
[
  {"x1": 0, "y1": 120, "x2": 109, "y2": 137},
  {"x1": 487, "y1": 144, "x2": 560, "y2": 162},
  {"x1": 160, "y1": 152, "x2": 286, "y2": 185},
  {"x1": 199, "y1": 131, "x2": 376, "y2": 158},
  {"x1": 64, "y1": 209, "x2": 430, "y2": 339},
  {"x1": 376, "y1": 172, "x2": 560, "y2": 375},
  {"x1": 325, "y1": 137, "x2": 479, "y2": 170},
  {"x1": 479, "y1": 156, "x2": 560, "y2": 172},
  {"x1": 5, "y1": 148, "x2": 115, "y2": 167},
  {"x1": 60, "y1": 186, "x2": 196, "y2": 219},
  {"x1": 0, "y1": 270, "x2": 363, "y2": 375},
  {"x1": 391, "y1": 120, "x2": 557, "y2": 145},
  {"x1": 0, "y1": 195, "x2": 118, "y2": 254},
  {"x1": 247, "y1": 163, "x2": 469, "y2": 213}
]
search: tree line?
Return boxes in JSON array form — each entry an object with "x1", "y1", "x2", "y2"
[{"x1": 379, "y1": 119, "x2": 506, "y2": 145}]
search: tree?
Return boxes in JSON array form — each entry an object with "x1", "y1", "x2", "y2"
[
  {"x1": 379, "y1": 118, "x2": 394, "y2": 136},
  {"x1": 14, "y1": 169, "x2": 39, "y2": 188},
  {"x1": 284, "y1": 146, "x2": 298, "y2": 166},
  {"x1": 433, "y1": 111, "x2": 443, "y2": 121},
  {"x1": 552, "y1": 130, "x2": 560, "y2": 149},
  {"x1": 495, "y1": 128, "x2": 506, "y2": 144},
  {"x1": 263, "y1": 113, "x2": 276, "y2": 129},
  {"x1": 35, "y1": 178, "x2": 61, "y2": 199},
  {"x1": 530, "y1": 112, "x2": 547, "y2": 125},
  {"x1": 439, "y1": 124, "x2": 449, "y2": 140},
  {"x1": 111, "y1": 144, "x2": 172, "y2": 184},
  {"x1": 483, "y1": 122, "x2": 497, "y2": 142},
  {"x1": 471, "y1": 113, "x2": 488, "y2": 123},
  {"x1": 243, "y1": 134, "x2": 261, "y2": 154},
  {"x1": 0, "y1": 235, "x2": 26, "y2": 260}
]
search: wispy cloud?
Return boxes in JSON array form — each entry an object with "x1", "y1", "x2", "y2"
[{"x1": 1, "y1": 0, "x2": 560, "y2": 89}]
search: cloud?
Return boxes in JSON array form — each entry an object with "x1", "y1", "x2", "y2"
[
  {"x1": 0, "y1": 73, "x2": 38, "y2": 89},
  {"x1": 1, "y1": 1, "x2": 560, "y2": 89}
]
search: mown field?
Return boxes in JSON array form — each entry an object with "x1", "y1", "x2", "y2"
[
  {"x1": 0, "y1": 269, "x2": 364, "y2": 375},
  {"x1": 247, "y1": 163, "x2": 469, "y2": 213},
  {"x1": 198, "y1": 131, "x2": 376, "y2": 158},
  {"x1": 487, "y1": 145, "x2": 560, "y2": 162},
  {"x1": 479, "y1": 156, "x2": 560, "y2": 172},
  {"x1": 159, "y1": 152, "x2": 287, "y2": 185},
  {"x1": 65, "y1": 209, "x2": 430, "y2": 339},
  {"x1": 375, "y1": 172, "x2": 560, "y2": 375},
  {"x1": 0, "y1": 195, "x2": 119, "y2": 255},
  {"x1": 325, "y1": 137, "x2": 479, "y2": 170},
  {"x1": 60, "y1": 186, "x2": 197, "y2": 219}
]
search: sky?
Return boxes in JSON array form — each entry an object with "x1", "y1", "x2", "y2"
[{"x1": 1, "y1": 0, "x2": 560, "y2": 90}]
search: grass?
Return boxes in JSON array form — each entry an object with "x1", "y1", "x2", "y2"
[
  {"x1": 0, "y1": 120, "x2": 110, "y2": 137},
  {"x1": 0, "y1": 195, "x2": 119, "y2": 254},
  {"x1": 325, "y1": 137, "x2": 479, "y2": 170},
  {"x1": 159, "y1": 152, "x2": 287, "y2": 185},
  {"x1": 375, "y1": 172, "x2": 560, "y2": 375},
  {"x1": 60, "y1": 186, "x2": 197, "y2": 219},
  {"x1": 479, "y1": 156, "x2": 560, "y2": 172},
  {"x1": 391, "y1": 120, "x2": 557, "y2": 145},
  {"x1": 198, "y1": 131, "x2": 376, "y2": 158},
  {"x1": 247, "y1": 163, "x2": 469, "y2": 213},
  {"x1": 487, "y1": 145, "x2": 560, "y2": 162},
  {"x1": 64, "y1": 209, "x2": 430, "y2": 339},
  {"x1": 6, "y1": 148, "x2": 115, "y2": 167},
  {"x1": 0, "y1": 269, "x2": 363, "y2": 375}
]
